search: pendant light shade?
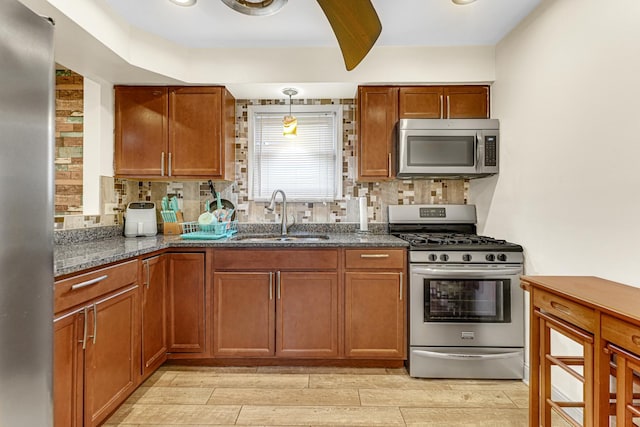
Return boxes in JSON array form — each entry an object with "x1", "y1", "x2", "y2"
[{"x1": 282, "y1": 88, "x2": 298, "y2": 138}]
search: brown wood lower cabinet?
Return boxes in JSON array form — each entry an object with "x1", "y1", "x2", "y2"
[
  {"x1": 54, "y1": 310, "x2": 84, "y2": 427},
  {"x1": 344, "y1": 249, "x2": 407, "y2": 359},
  {"x1": 84, "y1": 287, "x2": 139, "y2": 427},
  {"x1": 277, "y1": 272, "x2": 339, "y2": 358},
  {"x1": 213, "y1": 270, "x2": 340, "y2": 358},
  {"x1": 167, "y1": 252, "x2": 206, "y2": 355},
  {"x1": 344, "y1": 272, "x2": 405, "y2": 358},
  {"x1": 212, "y1": 249, "x2": 340, "y2": 358},
  {"x1": 141, "y1": 255, "x2": 167, "y2": 379},
  {"x1": 54, "y1": 261, "x2": 139, "y2": 427},
  {"x1": 54, "y1": 246, "x2": 407, "y2": 425},
  {"x1": 213, "y1": 272, "x2": 275, "y2": 357}
]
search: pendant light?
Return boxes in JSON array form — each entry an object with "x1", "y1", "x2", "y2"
[{"x1": 282, "y1": 88, "x2": 298, "y2": 138}]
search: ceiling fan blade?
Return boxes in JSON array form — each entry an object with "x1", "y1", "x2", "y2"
[{"x1": 316, "y1": 0, "x2": 382, "y2": 71}]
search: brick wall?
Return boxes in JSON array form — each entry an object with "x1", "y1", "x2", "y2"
[{"x1": 55, "y1": 68, "x2": 83, "y2": 215}]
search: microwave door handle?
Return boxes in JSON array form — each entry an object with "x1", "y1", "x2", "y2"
[{"x1": 411, "y1": 266, "x2": 523, "y2": 277}]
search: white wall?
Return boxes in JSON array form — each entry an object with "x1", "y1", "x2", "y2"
[
  {"x1": 469, "y1": 0, "x2": 640, "y2": 399},
  {"x1": 472, "y1": 0, "x2": 640, "y2": 283},
  {"x1": 82, "y1": 76, "x2": 114, "y2": 215}
]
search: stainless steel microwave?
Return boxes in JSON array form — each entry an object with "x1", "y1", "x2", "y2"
[{"x1": 397, "y1": 119, "x2": 499, "y2": 178}]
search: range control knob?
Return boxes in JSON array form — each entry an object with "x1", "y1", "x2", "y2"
[
  {"x1": 428, "y1": 254, "x2": 438, "y2": 262},
  {"x1": 497, "y1": 253, "x2": 508, "y2": 262},
  {"x1": 485, "y1": 254, "x2": 496, "y2": 262},
  {"x1": 439, "y1": 254, "x2": 449, "y2": 262},
  {"x1": 462, "y1": 254, "x2": 472, "y2": 262}
]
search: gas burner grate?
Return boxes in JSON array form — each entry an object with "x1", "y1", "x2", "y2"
[{"x1": 399, "y1": 233, "x2": 509, "y2": 248}]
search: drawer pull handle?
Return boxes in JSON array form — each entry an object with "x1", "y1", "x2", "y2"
[
  {"x1": 360, "y1": 254, "x2": 390, "y2": 258},
  {"x1": 550, "y1": 301, "x2": 571, "y2": 314},
  {"x1": 632, "y1": 335, "x2": 640, "y2": 346},
  {"x1": 71, "y1": 275, "x2": 108, "y2": 291}
]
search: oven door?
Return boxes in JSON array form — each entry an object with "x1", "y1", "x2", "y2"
[{"x1": 410, "y1": 263, "x2": 524, "y2": 347}]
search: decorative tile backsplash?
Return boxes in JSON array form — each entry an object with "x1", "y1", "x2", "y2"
[{"x1": 56, "y1": 97, "x2": 467, "y2": 229}]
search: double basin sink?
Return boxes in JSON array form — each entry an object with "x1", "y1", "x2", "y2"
[{"x1": 232, "y1": 234, "x2": 330, "y2": 242}]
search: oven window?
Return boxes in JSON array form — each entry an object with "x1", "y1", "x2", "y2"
[
  {"x1": 424, "y1": 279, "x2": 511, "y2": 323},
  {"x1": 407, "y1": 135, "x2": 475, "y2": 167}
]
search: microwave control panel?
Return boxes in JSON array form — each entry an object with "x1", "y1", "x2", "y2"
[{"x1": 484, "y1": 136, "x2": 497, "y2": 166}]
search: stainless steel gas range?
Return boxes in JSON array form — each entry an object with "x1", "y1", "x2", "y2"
[{"x1": 389, "y1": 204, "x2": 525, "y2": 379}]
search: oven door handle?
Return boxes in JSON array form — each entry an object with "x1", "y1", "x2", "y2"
[
  {"x1": 413, "y1": 349, "x2": 522, "y2": 361},
  {"x1": 411, "y1": 266, "x2": 523, "y2": 277}
]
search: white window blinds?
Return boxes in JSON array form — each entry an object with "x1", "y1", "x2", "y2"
[{"x1": 248, "y1": 104, "x2": 342, "y2": 201}]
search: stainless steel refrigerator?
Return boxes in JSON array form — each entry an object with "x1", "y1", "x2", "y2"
[{"x1": 0, "y1": 0, "x2": 55, "y2": 425}]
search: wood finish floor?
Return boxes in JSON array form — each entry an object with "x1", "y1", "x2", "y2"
[{"x1": 103, "y1": 365, "x2": 563, "y2": 426}]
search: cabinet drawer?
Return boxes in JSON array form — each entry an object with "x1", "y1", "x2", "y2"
[
  {"x1": 345, "y1": 249, "x2": 405, "y2": 270},
  {"x1": 214, "y1": 249, "x2": 338, "y2": 270},
  {"x1": 602, "y1": 314, "x2": 640, "y2": 356},
  {"x1": 55, "y1": 260, "x2": 138, "y2": 314},
  {"x1": 533, "y1": 289, "x2": 595, "y2": 333}
]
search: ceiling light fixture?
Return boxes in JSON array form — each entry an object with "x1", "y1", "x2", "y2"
[
  {"x1": 169, "y1": 0, "x2": 197, "y2": 6},
  {"x1": 282, "y1": 88, "x2": 298, "y2": 139},
  {"x1": 452, "y1": 0, "x2": 477, "y2": 4},
  {"x1": 220, "y1": 0, "x2": 288, "y2": 17}
]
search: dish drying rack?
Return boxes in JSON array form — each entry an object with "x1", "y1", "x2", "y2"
[{"x1": 180, "y1": 220, "x2": 238, "y2": 240}]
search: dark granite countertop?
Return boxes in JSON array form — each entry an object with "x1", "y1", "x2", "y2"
[{"x1": 54, "y1": 231, "x2": 408, "y2": 278}]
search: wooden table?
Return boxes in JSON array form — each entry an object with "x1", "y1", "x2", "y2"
[{"x1": 521, "y1": 276, "x2": 640, "y2": 426}]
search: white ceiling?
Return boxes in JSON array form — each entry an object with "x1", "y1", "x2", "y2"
[
  {"x1": 21, "y1": 0, "x2": 541, "y2": 98},
  {"x1": 104, "y1": 0, "x2": 541, "y2": 49}
]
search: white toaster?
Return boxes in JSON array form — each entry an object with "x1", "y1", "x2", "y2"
[{"x1": 124, "y1": 202, "x2": 157, "y2": 237}]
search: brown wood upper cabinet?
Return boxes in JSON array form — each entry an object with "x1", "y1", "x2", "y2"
[
  {"x1": 398, "y1": 86, "x2": 490, "y2": 119},
  {"x1": 357, "y1": 86, "x2": 398, "y2": 181},
  {"x1": 357, "y1": 85, "x2": 489, "y2": 181},
  {"x1": 114, "y1": 86, "x2": 235, "y2": 180}
]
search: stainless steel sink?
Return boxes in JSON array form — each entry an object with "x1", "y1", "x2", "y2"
[{"x1": 233, "y1": 234, "x2": 330, "y2": 242}]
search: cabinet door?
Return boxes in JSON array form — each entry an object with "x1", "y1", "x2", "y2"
[
  {"x1": 277, "y1": 272, "x2": 339, "y2": 358},
  {"x1": 169, "y1": 87, "x2": 223, "y2": 178},
  {"x1": 84, "y1": 286, "x2": 139, "y2": 427},
  {"x1": 444, "y1": 85, "x2": 489, "y2": 119},
  {"x1": 54, "y1": 309, "x2": 84, "y2": 427},
  {"x1": 398, "y1": 87, "x2": 444, "y2": 119},
  {"x1": 357, "y1": 86, "x2": 398, "y2": 180},
  {"x1": 345, "y1": 272, "x2": 405, "y2": 359},
  {"x1": 167, "y1": 253, "x2": 206, "y2": 353},
  {"x1": 114, "y1": 86, "x2": 168, "y2": 177},
  {"x1": 141, "y1": 255, "x2": 167, "y2": 379},
  {"x1": 213, "y1": 272, "x2": 275, "y2": 357}
]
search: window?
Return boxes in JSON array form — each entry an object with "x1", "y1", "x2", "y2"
[{"x1": 248, "y1": 104, "x2": 342, "y2": 202}]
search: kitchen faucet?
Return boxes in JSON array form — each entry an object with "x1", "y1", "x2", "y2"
[{"x1": 267, "y1": 189, "x2": 287, "y2": 236}]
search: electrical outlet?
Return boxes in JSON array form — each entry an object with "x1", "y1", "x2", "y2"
[{"x1": 104, "y1": 203, "x2": 118, "y2": 214}]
